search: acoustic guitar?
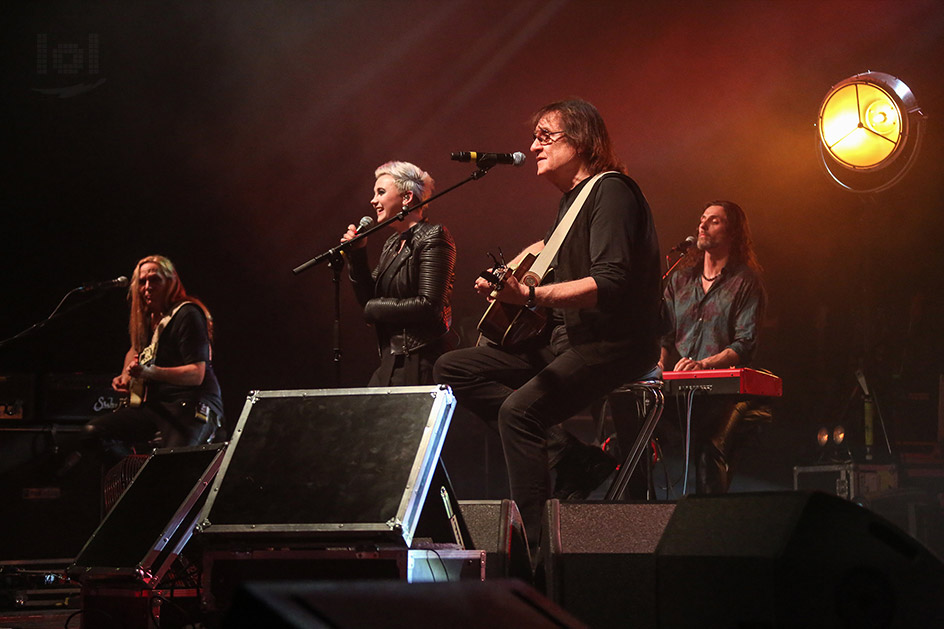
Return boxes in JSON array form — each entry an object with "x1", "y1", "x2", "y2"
[
  {"x1": 476, "y1": 171, "x2": 615, "y2": 348},
  {"x1": 476, "y1": 253, "x2": 548, "y2": 347}
]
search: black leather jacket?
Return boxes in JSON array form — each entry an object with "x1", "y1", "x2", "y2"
[{"x1": 348, "y1": 221, "x2": 456, "y2": 356}]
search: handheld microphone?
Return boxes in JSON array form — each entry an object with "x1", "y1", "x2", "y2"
[
  {"x1": 78, "y1": 276, "x2": 129, "y2": 292},
  {"x1": 450, "y1": 151, "x2": 526, "y2": 166},
  {"x1": 354, "y1": 216, "x2": 375, "y2": 234},
  {"x1": 669, "y1": 235, "x2": 696, "y2": 253}
]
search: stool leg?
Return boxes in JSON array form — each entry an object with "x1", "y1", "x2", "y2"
[{"x1": 605, "y1": 389, "x2": 664, "y2": 501}]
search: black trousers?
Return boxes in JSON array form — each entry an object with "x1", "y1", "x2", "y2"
[
  {"x1": 368, "y1": 342, "x2": 443, "y2": 387},
  {"x1": 433, "y1": 327, "x2": 651, "y2": 549},
  {"x1": 693, "y1": 397, "x2": 771, "y2": 494},
  {"x1": 81, "y1": 400, "x2": 218, "y2": 466}
]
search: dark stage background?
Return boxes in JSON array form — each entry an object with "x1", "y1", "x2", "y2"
[{"x1": 2, "y1": 1, "x2": 943, "y2": 496}]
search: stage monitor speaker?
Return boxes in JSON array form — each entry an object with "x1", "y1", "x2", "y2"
[
  {"x1": 196, "y1": 386, "x2": 456, "y2": 548},
  {"x1": 459, "y1": 499, "x2": 531, "y2": 581},
  {"x1": 656, "y1": 491, "x2": 944, "y2": 628},
  {"x1": 223, "y1": 579, "x2": 587, "y2": 628},
  {"x1": 67, "y1": 443, "x2": 225, "y2": 587},
  {"x1": 541, "y1": 500, "x2": 677, "y2": 628}
]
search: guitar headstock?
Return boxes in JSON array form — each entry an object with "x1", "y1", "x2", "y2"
[{"x1": 480, "y1": 249, "x2": 509, "y2": 291}]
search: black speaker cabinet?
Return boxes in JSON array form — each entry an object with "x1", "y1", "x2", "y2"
[
  {"x1": 196, "y1": 386, "x2": 456, "y2": 547},
  {"x1": 0, "y1": 428, "x2": 100, "y2": 561},
  {"x1": 223, "y1": 579, "x2": 587, "y2": 628},
  {"x1": 656, "y1": 491, "x2": 944, "y2": 628},
  {"x1": 541, "y1": 500, "x2": 677, "y2": 628},
  {"x1": 459, "y1": 499, "x2": 531, "y2": 581},
  {"x1": 67, "y1": 443, "x2": 225, "y2": 586}
]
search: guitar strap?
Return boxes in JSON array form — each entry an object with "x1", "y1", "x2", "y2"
[
  {"x1": 524, "y1": 171, "x2": 617, "y2": 283},
  {"x1": 141, "y1": 301, "x2": 193, "y2": 364}
]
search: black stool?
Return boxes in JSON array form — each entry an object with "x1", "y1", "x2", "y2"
[{"x1": 603, "y1": 379, "x2": 664, "y2": 501}]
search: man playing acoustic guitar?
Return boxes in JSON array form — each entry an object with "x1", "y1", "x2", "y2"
[
  {"x1": 434, "y1": 99, "x2": 662, "y2": 552},
  {"x1": 77, "y1": 255, "x2": 223, "y2": 467}
]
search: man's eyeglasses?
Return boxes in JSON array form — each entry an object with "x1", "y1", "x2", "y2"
[{"x1": 532, "y1": 128, "x2": 566, "y2": 145}]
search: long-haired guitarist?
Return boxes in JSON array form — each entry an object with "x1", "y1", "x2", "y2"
[
  {"x1": 78, "y1": 255, "x2": 223, "y2": 466},
  {"x1": 433, "y1": 99, "x2": 663, "y2": 553}
]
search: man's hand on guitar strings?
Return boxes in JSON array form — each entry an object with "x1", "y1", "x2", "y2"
[
  {"x1": 474, "y1": 275, "x2": 498, "y2": 299},
  {"x1": 112, "y1": 373, "x2": 130, "y2": 393},
  {"x1": 127, "y1": 356, "x2": 148, "y2": 379}
]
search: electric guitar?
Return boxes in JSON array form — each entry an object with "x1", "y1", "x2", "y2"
[
  {"x1": 121, "y1": 301, "x2": 191, "y2": 408},
  {"x1": 476, "y1": 253, "x2": 549, "y2": 347},
  {"x1": 124, "y1": 344, "x2": 155, "y2": 408}
]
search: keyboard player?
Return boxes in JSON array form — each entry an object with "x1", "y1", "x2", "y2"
[{"x1": 658, "y1": 200, "x2": 770, "y2": 494}]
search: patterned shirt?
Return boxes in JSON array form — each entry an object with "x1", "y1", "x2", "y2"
[{"x1": 662, "y1": 262, "x2": 765, "y2": 366}]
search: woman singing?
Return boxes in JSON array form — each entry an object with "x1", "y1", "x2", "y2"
[{"x1": 340, "y1": 161, "x2": 456, "y2": 386}]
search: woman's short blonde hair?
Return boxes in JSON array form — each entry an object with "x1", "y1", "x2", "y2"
[{"x1": 374, "y1": 161, "x2": 435, "y2": 211}]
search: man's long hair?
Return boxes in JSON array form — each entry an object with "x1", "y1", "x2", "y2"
[
  {"x1": 529, "y1": 99, "x2": 627, "y2": 175},
  {"x1": 680, "y1": 201, "x2": 762, "y2": 273},
  {"x1": 128, "y1": 255, "x2": 213, "y2": 353}
]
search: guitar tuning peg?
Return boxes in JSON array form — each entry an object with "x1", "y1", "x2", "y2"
[
  {"x1": 497, "y1": 247, "x2": 506, "y2": 266},
  {"x1": 486, "y1": 251, "x2": 501, "y2": 268}
]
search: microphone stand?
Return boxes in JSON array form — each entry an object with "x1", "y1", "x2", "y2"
[
  {"x1": 0, "y1": 285, "x2": 114, "y2": 351},
  {"x1": 328, "y1": 251, "x2": 345, "y2": 387},
  {"x1": 292, "y1": 164, "x2": 496, "y2": 386},
  {"x1": 662, "y1": 247, "x2": 693, "y2": 284}
]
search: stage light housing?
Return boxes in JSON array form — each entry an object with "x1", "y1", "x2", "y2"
[
  {"x1": 832, "y1": 425, "x2": 845, "y2": 446},
  {"x1": 816, "y1": 424, "x2": 846, "y2": 449},
  {"x1": 817, "y1": 71, "x2": 926, "y2": 193}
]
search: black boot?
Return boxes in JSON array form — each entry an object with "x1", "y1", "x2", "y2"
[
  {"x1": 553, "y1": 443, "x2": 617, "y2": 500},
  {"x1": 696, "y1": 443, "x2": 731, "y2": 494}
]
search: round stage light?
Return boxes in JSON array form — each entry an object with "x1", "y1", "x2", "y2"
[
  {"x1": 817, "y1": 71, "x2": 926, "y2": 193},
  {"x1": 816, "y1": 427, "x2": 829, "y2": 447},
  {"x1": 832, "y1": 425, "x2": 846, "y2": 446}
]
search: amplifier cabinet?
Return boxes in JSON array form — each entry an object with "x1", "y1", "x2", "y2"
[
  {"x1": 0, "y1": 373, "x2": 35, "y2": 423},
  {"x1": 793, "y1": 463, "x2": 898, "y2": 500},
  {"x1": 43, "y1": 372, "x2": 121, "y2": 423}
]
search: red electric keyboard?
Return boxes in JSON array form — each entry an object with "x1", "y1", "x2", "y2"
[{"x1": 663, "y1": 368, "x2": 783, "y2": 397}]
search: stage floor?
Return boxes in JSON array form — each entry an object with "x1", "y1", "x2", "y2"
[{"x1": 0, "y1": 609, "x2": 74, "y2": 629}]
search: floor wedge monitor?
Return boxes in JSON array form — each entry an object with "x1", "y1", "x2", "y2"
[{"x1": 196, "y1": 386, "x2": 455, "y2": 548}]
